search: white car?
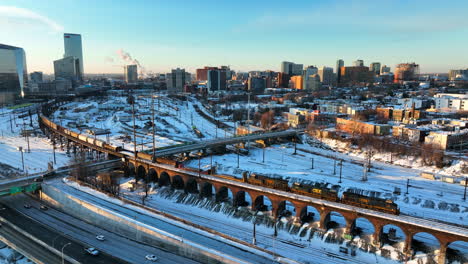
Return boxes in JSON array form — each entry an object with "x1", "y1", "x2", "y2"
[
  {"x1": 145, "y1": 254, "x2": 158, "y2": 261},
  {"x1": 85, "y1": 247, "x2": 99, "y2": 256},
  {"x1": 95, "y1": 235, "x2": 105, "y2": 241}
]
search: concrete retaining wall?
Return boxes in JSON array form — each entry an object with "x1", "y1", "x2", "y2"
[{"x1": 41, "y1": 183, "x2": 244, "y2": 264}]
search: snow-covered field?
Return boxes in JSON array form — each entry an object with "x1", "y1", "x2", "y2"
[
  {"x1": 0, "y1": 242, "x2": 30, "y2": 264},
  {"x1": 0, "y1": 107, "x2": 69, "y2": 178}
]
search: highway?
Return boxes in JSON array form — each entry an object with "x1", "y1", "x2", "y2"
[
  {"x1": 47, "y1": 178, "x2": 277, "y2": 264},
  {"x1": 0, "y1": 199, "x2": 127, "y2": 264},
  {"x1": 2, "y1": 194, "x2": 199, "y2": 264}
]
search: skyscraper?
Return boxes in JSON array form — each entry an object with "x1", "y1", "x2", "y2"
[
  {"x1": 124, "y1": 65, "x2": 138, "y2": 83},
  {"x1": 353, "y1": 59, "x2": 364, "y2": 67},
  {"x1": 207, "y1": 69, "x2": 227, "y2": 92},
  {"x1": 64, "y1": 33, "x2": 84, "y2": 80},
  {"x1": 336, "y1": 59, "x2": 344, "y2": 83},
  {"x1": 0, "y1": 44, "x2": 28, "y2": 104},
  {"x1": 394, "y1": 63, "x2": 419, "y2": 83},
  {"x1": 318, "y1": 66, "x2": 334, "y2": 85},
  {"x1": 281, "y1": 61, "x2": 303, "y2": 76},
  {"x1": 166, "y1": 68, "x2": 187, "y2": 93},
  {"x1": 369, "y1": 62, "x2": 381, "y2": 75},
  {"x1": 54, "y1": 56, "x2": 81, "y2": 82},
  {"x1": 381, "y1": 65, "x2": 391, "y2": 74},
  {"x1": 248, "y1": 77, "x2": 267, "y2": 94}
]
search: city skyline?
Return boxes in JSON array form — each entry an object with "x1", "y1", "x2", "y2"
[{"x1": 1, "y1": 0, "x2": 468, "y2": 74}]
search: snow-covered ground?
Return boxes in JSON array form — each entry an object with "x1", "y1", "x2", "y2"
[
  {"x1": 0, "y1": 107, "x2": 69, "y2": 178},
  {"x1": 0, "y1": 242, "x2": 31, "y2": 264},
  {"x1": 51, "y1": 94, "x2": 233, "y2": 154}
]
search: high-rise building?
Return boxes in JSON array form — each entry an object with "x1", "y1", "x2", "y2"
[
  {"x1": 277, "y1": 72, "x2": 290, "y2": 88},
  {"x1": 340, "y1": 66, "x2": 373, "y2": 85},
  {"x1": 381, "y1": 65, "x2": 391, "y2": 74},
  {"x1": 0, "y1": 44, "x2": 27, "y2": 104},
  {"x1": 318, "y1": 66, "x2": 334, "y2": 85},
  {"x1": 336, "y1": 59, "x2": 344, "y2": 83},
  {"x1": 166, "y1": 68, "x2": 187, "y2": 93},
  {"x1": 353, "y1": 59, "x2": 364, "y2": 67},
  {"x1": 281, "y1": 61, "x2": 303, "y2": 76},
  {"x1": 448, "y1": 69, "x2": 468, "y2": 81},
  {"x1": 304, "y1": 74, "x2": 321, "y2": 91},
  {"x1": 369, "y1": 62, "x2": 381, "y2": 75},
  {"x1": 304, "y1": 65, "x2": 318, "y2": 76},
  {"x1": 54, "y1": 56, "x2": 81, "y2": 82},
  {"x1": 248, "y1": 77, "x2": 267, "y2": 94},
  {"x1": 207, "y1": 69, "x2": 227, "y2": 92},
  {"x1": 63, "y1": 33, "x2": 84, "y2": 80},
  {"x1": 394, "y1": 63, "x2": 419, "y2": 83},
  {"x1": 30, "y1": 71, "x2": 43, "y2": 83},
  {"x1": 196, "y1": 66, "x2": 218, "y2": 81},
  {"x1": 290, "y1": 75, "x2": 303, "y2": 89},
  {"x1": 124, "y1": 65, "x2": 138, "y2": 83}
]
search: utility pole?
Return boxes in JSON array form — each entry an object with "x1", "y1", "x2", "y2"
[
  {"x1": 262, "y1": 147, "x2": 265, "y2": 163},
  {"x1": 338, "y1": 160, "x2": 343, "y2": 183},
  {"x1": 198, "y1": 153, "x2": 201, "y2": 178},
  {"x1": 406, "y1": 179, "x2": 410, "y2": 195},
  {"x1": 333, "y1": 159, "x2": 336, "y2": 175},
  {"x1": 237, "y1": 149, "x2": 240, "y2": 168},
  {"x1": 311, "y1": 158, "x2": 314, "y2": 169},
  {"x1": 52, "y1": 139, "x2": 56, "y2": 164},
  {"x1": 131, "y1": 95, "x2": 137, "y2": 161},
  {"x1": 293, "y1": 137, "x2": 297, "y2": 155},
  {"x1": 463, "y1": 177, "x2": 467, "y2": 201},
  {"x1": 9, "y1": 114, "x2": 13, "y2": 133},
  {"x1": 151, "y1": 93, "x2": 156, "y2": 162}
]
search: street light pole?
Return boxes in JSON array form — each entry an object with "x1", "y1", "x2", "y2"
[
  {"x1": 338, "y1": 160, "x2": 343, "y2": 183},
  {"x1": 333, "y1": 159, "x2": 336, "y2": 175},
  {"x1": 198, "y1": 153, "x2": 201, "y2": 178},
  {"x1": 61, "y1": 242, "x2": 71, "y2": 264},
  {"x1": 17, "y1": 146, "x2": 24, "y2": 171},
  {"x1": 463, "y1": 177, "x2": 467, "y2": 201},
  {"x1": 406, "y1": 179, "x2": 410, "y2": 195}
]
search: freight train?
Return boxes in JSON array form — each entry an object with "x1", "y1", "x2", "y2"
[
  {"x1": 40, "y1": 116, "x2": 122, "y2": 153},
  {"x1": 242, "y1": 172, "x2": 399, "y2": 215}
]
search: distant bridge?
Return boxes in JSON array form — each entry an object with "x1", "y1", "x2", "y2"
[{"x1": 152, "y1": 129, "x2": 302, "y2": 157}]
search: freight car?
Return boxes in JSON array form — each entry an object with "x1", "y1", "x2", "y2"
[
  {"x1": 243, "y1": 173, "x2": 289, "y2": 191},
  {"x1": 341, "y1": 191, "x2": 399, "y2": 215},
  {"x1": 291, "y1": 183, "x2": 339, "y2": 202}
]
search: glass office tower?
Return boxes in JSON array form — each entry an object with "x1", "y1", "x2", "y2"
[
  {"x1": 64, "y1": 33, "x2": 84, "y2": 80},
  {"x1": 0, "y1": 44, "x2": 28, "y2": 104}
]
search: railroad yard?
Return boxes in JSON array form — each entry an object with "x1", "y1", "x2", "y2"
[{"x1": 1, "y1": 92, "x2": 467, "y2": 264}]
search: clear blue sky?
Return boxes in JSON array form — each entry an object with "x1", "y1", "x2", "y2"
[{"x1": 1, "y1": 0, "x2": 467, "y2": 74}]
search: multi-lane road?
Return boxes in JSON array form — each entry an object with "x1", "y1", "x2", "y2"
[{"x1": 1, "y1": 194, "x2": 200, "y2": 264}]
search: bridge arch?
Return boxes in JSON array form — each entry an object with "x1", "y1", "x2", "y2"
[
  {"x1": 136, "y1": 165, "x2": 147, "y2": 182},
  {"x1": 447, "y1": 241, "x2": 468, "y2": 264},
  {"x1": 410, "y1": 232, "x2": 440, "y2": 262},
  {"x1": 215, "y1": 186, "x2": 233, "y2": 203},
  {"x1": 351, "y1": 217, "x2": 375, "y2": 237},
  {"x1": 252, "y1": 195, "x2": 273, "y2": 212},
  {"x1": 276, "y1": 200, "x2": 296, "y2": 219},
  {"x1": 127, "y1": 162, "x2": 136, "y2": 176},
  {"x1": 299, "y1": 205, "x2": 321, "y2": 224},
  {"x1": 185, "y1": 178, "x2": 199, "y2": 194},
  {"x1": 321, "y1": 211, "x2": 346, "y2": 230},
  {"x1": 147, "y1": 168, "x2": 158, "y2": 183},
  {"x1": 158, "y1": 171, "x2": 171, "y2": 187},
  {"x1": 200, "y1": 182, "x2": 215, "y2": 198},
  {"x1": 233, "y1": 191, "x2": 252, "y2": 207},
  {"x1": 379, "y1": 224, "x2": 406, "y2": 250},
  {"x1": 171, "y1": 175, "x2": 185, "y2": 190}
]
